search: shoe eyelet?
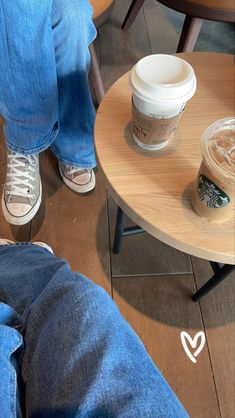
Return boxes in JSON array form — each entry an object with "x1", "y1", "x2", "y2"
[{"x1": 32, "y1": 194, "x2": 35, "y2": 199}]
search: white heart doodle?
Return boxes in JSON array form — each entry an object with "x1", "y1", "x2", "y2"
[{"x1": 180, "y1": 331, "x2": 206, "y2": 363}]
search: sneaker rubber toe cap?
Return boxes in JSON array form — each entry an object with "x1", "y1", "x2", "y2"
[{"x1": 7, "y1": 202, "x2": 31, "y2": 217}]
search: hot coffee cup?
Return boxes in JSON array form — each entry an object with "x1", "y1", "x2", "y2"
[{"x1": 130, "y1": 54, "x2": 197, "y2": 150}]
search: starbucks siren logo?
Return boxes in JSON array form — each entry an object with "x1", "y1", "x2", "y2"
[{"x1": 198, "y1": 175, "x2": 230, "y2": 208}]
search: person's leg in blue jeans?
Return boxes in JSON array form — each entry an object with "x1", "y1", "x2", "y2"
[
  {"x1": 0, "y1": 242, "x2": 189, "y2": 418},
  {"x1": 0, "y1": 0, "x2": 96, "y2": 226}
]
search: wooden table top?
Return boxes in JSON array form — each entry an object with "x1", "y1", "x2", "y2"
[{"x1": 95, "y1": 52, "x2": 235, "y2": 264}]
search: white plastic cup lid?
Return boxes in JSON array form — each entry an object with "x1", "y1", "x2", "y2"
[{"x1": 130, "y1": 54, "x2": 197, "y2": 104}]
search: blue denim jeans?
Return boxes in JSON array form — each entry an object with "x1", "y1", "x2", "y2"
[
  {"x1": 0, "y1": 0, "x2": 96, "y2": 168},
  {"x1": 0, "y1": 243, "x2": 189, "y2": 418}
]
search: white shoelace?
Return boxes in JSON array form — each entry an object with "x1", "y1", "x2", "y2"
[{"x1": 6, "y1": 153, "x2": 37, "y2": 199}]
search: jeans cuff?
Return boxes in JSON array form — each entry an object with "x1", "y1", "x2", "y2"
[
  {"x1": 6, "y1": 122, "x2": 59, "y2": 156},
  {"x1": 54, "y1": 154, "x2": 97, "y2": 169}
]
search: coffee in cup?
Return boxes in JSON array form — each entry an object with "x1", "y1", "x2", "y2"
[
  {"x1": 129, "y1": 54, "x2": 196, "y2": 150},
  {"x1": 191, "y1": 118, "x2": 235, "y2": 222}
]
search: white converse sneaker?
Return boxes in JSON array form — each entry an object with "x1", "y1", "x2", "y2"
[
  {"x1": 33, "y1": 241, "x2": 54, "y2": 254},
  {"x1": 0, "y1": 238, "x2": 53, "y2": 254},
  {"x1": 2, "y1": 151, "x2": 42, "y2": 225},
  {"x1": 59, "y1": 163, "x2": 95, "y2": 193},
  {"x1": 0, "y1": 238, "x2": 14, "y2": 246}
]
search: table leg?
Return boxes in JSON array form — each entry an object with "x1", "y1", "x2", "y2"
[
  {"x1": 210, "y1": 261, "x2": 221, "y2": 273},
  {"x1": 192, "y1": 264, "x2": 235, "y2": 302},
  {"x1": 113, "y1": 206, "x2": 144, "y2": 253},
  {"x1": 113, "y1": 206, "x2": 126, "y2": 254}
]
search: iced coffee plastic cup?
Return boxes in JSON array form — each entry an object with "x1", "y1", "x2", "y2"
[
  {"x1": 191, "y1": 118, "x2": 235, "y2": 222},
  {"x1": 130, "y1": 54, "x2": 196, "y2": 150}
]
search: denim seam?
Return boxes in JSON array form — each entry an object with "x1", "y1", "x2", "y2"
[
  {"x1": 6, "y1": 122, "x2": 59, "y2": 156},
  {"x1": 0, "y1": 243, "x2": 36, "y2": 248},
  {"x1": 8, "y1": 336, "x2": 23, "y2": 418},
  {"x1": 0, "y1": 243, "x2": 53, "y2": 256}
]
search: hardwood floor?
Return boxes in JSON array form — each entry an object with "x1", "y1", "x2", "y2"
[{"x1": 0, "y1": 1, "x2": 234, "y2": 417}]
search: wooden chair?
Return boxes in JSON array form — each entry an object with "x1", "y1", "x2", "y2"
[
  {"x1": 122, "y1": 0, "x2": 235, "y2": 52},
  {"x1": 89, "y1": 0, "x2": 114, "y2": 105}
]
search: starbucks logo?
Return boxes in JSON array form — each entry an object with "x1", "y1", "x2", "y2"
[{"x1": 198, "y1": 175, "x2": 230, "y2": 208}]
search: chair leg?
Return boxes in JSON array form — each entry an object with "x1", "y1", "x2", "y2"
[
  {"x1": 122, "y1": 0, "x2": 146, "y2": 30},
  {"x1": 89, "y1": 43, "x2": 105, "y2": 106},
  {"x1": 177, "y1": 15, "x2": 204, "y2": 52}
]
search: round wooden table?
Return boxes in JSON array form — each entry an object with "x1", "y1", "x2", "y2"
[{"x1": 95, "y1": 53, "x2": 235, "y2": 266}]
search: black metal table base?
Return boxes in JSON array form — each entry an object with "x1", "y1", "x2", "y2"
[
  {"x1": 113, "y1": 206, "x2": 144, "y2": 254},
  {"x1": 113, "y1": 206, "x2": 235, "y2": 301},
  {"x1": 192, "y1": 263, "x2": 235, "y2": 301}
]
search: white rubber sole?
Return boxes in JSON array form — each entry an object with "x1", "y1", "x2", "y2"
[
  {"x1": 1, "y1": 179, "x2": 42, "y2": 226},
  {"x1": 59, "y1": 166, "x2": 96, "y2": 194},
  {"x1": 0, "y1": 238, "x2": 14, "y2": 245},
  {"x1": 33, "y1": 241, "x2": 54, "y2": 254}
]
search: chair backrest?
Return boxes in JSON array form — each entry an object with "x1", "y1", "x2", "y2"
[
  {"x1": 90, "y1": 0, "x2": 114, "y2": 20},
  {"x1": 159, "y1": 0, "x2": 235, "y2": 21},
  {"x1": 177, "y1": 0, "x2": 234, "y2": 10}
]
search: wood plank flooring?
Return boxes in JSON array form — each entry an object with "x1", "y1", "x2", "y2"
[
  {"x1": 112, "y1": 275, "x2": 220, "y2": 417},
  {"x1": 0, "y1": 1, "x2": 234, "y2": 417}
]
